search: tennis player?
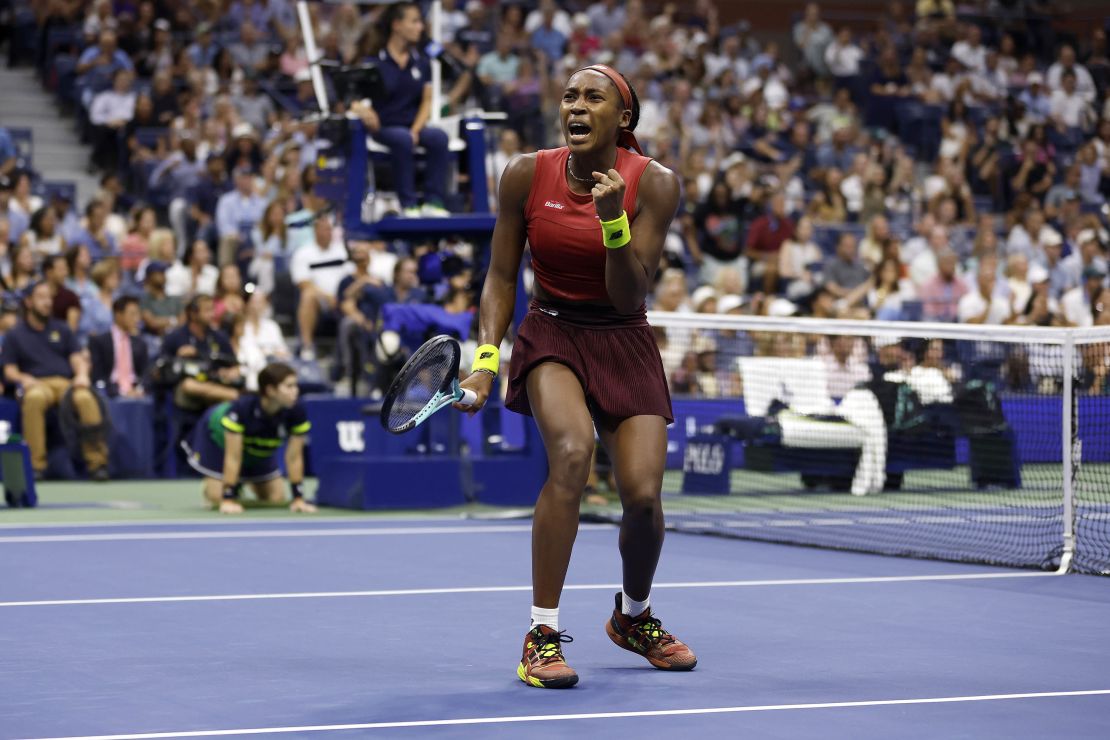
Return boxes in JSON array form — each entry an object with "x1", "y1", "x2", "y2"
[
  {"x1": 458, "y1": 64, "x2": 696, "y2": 688},
  {"x1": 183, "y1": 362, "x2": 317, "y2": 515}
]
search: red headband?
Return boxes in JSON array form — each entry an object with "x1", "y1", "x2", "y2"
[{"x1": 574, "y1": 64, "x2": 644, "y2": 155}]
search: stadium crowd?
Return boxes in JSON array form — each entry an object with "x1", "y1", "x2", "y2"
[{"x1": 0, "y1": 0, "x2": 1108, "y2": 438}]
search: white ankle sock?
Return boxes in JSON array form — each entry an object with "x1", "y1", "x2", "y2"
[
  {"x1": 530, "y1": 606, "x2": 559, "y2": 631},
  {"x1": 622, "y1": 591, "x2": 650, "y2": 617}
]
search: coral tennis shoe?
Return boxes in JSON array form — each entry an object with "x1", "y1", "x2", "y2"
[
  {"x1": 517, "y1": 625, "x2": 579, "y2": 688},
  {"x1": 604, "y1": 592, "x2": 697, "y2": 670}
]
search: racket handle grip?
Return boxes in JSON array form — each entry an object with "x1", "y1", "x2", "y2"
[{"x1": 458, "y1": 388, "x2": 478, "y2": 408}]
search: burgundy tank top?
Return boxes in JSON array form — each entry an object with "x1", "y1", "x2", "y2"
[{"x1": 524, "y1": 147, "x2": 652, "y2": 304}]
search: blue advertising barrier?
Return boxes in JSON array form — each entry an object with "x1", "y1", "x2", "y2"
[
  {"x1": 665, "y1": 395, "x2": 1110, "y2": 471},
  {"x1": 303, "y1": 397, "x2": 547, "y2": 510}
]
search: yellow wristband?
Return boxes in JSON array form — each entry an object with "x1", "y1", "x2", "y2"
[
  {"x1": 472, "y1": 344, "x2": 499, "y2": 375},
  {"x1": 600, "y1": 211, "x2": 631, "y2": 249}
]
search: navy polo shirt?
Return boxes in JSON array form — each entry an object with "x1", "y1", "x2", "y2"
[
  {"x1": 371, "y1": 48, "x2": 431, "y2": 128},
  {"x1": 160, "y1": 325, "x2": 234, "y2": 361},
  {"x1": 2, "y1": 319, "x2": 78, "y2": 378}
]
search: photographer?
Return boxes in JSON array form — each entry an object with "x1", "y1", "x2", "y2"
[
  {"x1": 158, "y1": 294, "x2": 241, "y2": 411},
  {"x1": 183, "y1": 362, "x2": 316, "y2": 515}
]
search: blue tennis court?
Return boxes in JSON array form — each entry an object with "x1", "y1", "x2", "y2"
[{"x1": 3, "y1": 513, "x2": 1109, "y2": 739}]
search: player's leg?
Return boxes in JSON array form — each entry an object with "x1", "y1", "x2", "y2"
[
  {"x1": 517, "y1": 361, "x2": 593, "y2": 689},
  {"x1": 598, "y1": 415, "x2": 667, "y2": 603},
  {"x1": 598, "y1": 414, "x2": 696, "y2": 671}
]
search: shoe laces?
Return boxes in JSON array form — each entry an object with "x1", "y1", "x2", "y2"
[
  {"x1": 632, "y1": 616, "x2": 676, "y2": 647},
  {"x1": 529, "y1": 629, "x2": 573, "y2": 665}
]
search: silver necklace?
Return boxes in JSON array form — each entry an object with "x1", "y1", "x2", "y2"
[{"x1": 566, "y1": 155, "x2": 597, "y2": 185}]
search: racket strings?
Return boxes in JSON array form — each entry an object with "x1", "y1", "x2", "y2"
[{"x1": 387, "y1": 346, "x2": 458, "y2": 430}]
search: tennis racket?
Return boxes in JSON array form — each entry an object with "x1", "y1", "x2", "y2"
[{"x1": 379, "y1": 334, "x2": 477, "y2": 434}]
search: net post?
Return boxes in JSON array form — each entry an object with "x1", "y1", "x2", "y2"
[{"x1": 1057, "y1": 330, "x2": 1076, "y2": 575}]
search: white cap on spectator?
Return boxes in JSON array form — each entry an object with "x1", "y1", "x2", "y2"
[
  {"x1": 691, "y1": 285, "x2": 718, "y2": 311},
  {"x1": 873, "y1": 335, "x2": 901, "y2": 349},
  {"x1": 294, "y1": 68, "x2": 312, "y2": 83},
  {"x1": 1027, "y1": 72, "x2": 1044, "y2": 86},
  {"x1": 465, "y1": 0, "x2": 483, "y2": 14},
  {"x1": 1078, "y1": 228, "x2": 1098, "y2": 245},
  {"x1": 1028, "y1": 263, "x2": 1050, "y2": 284},
  {"x1": 573, "y1": 12, "x2": 590, "y2": 28},
  {"x1": 767, "y1": 297, "x2": 797, "y2": 317},
  {"x1": 718, "y1": 294, "x2": 745, "y2": 314},
  {"x1": 1041, "y1": 229, "x2": 1062, "y2": 247},
  {"x1": 231, "y1": 122, "x2": 256, "y2": 140}
]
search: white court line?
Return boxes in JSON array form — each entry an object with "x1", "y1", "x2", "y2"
[
  {"x1": 0, "y1": 571, "x2": 1056, "y2": 608},
  {"x1": 17, "y1": 689, "x2": 1110, "y2": 739},
  {"x1": 0, "y1": 523, "x2": 615, "y2": 544},
  {"x1": 0, "y1": 514, "x2": 497, "y2": 530}
]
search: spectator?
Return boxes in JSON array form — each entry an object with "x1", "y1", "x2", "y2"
[
  {"x1": 75, "y1": 28, "x2": 134, "y2": 108},
  {"x1": 119, "y1": 206, "x2": 156, "y2": 276},
  {"x1": 8, "y1": 171, "x2": 43, "y2": 221},
  {"x1": 28, "y1": 206, "x2": 66, "y2": 258},
  {"x1": 951, "y1": 23, "x2": 987, "y2": 75},
  {"x1": 476, "y1": 33, "x2": 519, "y2": 109},
  {"x1": 89, "y1": 295, "x2": 148, "y2": 397},
  {"x1": 745, "y1": 192, "x2": 795, "y2": 294},
  {"x1": 0, "y1": 176, "x2": 29, "y2": 244},
  {"x1": 824, "y1": 27, "x2": 864, "y2": 83},
  {"x1": 1050, "y1": 70, "x2": 1095, "y2": 132},
  {"x1": 0, "y1": 127, "x2": 16, "y2": 178},
  {"x1": 64, "y1": 244, "x2": 95, "y2": 302},
  {"x1": 185, "y1": 22, "x2": 220, "y2": 69},
  {"x1": 1046, "y1": 44, "x2": 1097, "y2": 104},
  {"x1": 793, "y1": 3, "x2": 833, "y2": 77},
  {"x1": 959, "y1": 257, "x2": 1013, "y2": 324},
  {"x1": 289, "y1": 213, "x2": 351, "y2": 361},
  {"x1": 139, "y1": 261, "x2": 181, "y2": 336},
  {"x1": 215, "y1": 166, "x2": 267, "y2": 267},
  {"x1": 2, "y1": 281, "x2": 109, "y2": 481},
  {"x1": 1019, "y1": 73, "x2": 1053, "y2": 123},
  {"x1": 232, "y1": 76, "x2": 277, "y2": 136},
  {"x1": 237, "y1": 291, "x2": 289, "y2": 392},
  {"x1": 72, "y1": 200, "x2": 119, "y2": 261},
  {"x1": 778, "y1": 216, "x2": 823, "y2": 301},
  {"x1": 136, "y1": 18, "x2": 174, "y2": 78},
  {"x1": 155, "y1": 135, "x2": 207, "y2": 251},
  {"x1": 690, "y1": 178, "x2": 746, "y2": 285},
  {"x1": 351, "y1": 3, "x2": 451, "y2": 218},
  {"x1": 212, "y1": 264, "x2": 245, "y2": 328},
  {"x1": 79, "y1": 258, "x2": 121, "y2": 341},
  {"x1": 43, "y1": 254, "x2": 81, "y2": 333},
  {"x1": 824, "y1": 233, "x2": 872, "y2": 314},
  {"x1": 4, "y1": 238, "x2": 38, "y2": 296},
  {"x1": 228, "y1": 21, "x2": 270, "y2": 74},
  {"x1": 88, "y1": 68, "x2": 137, "y2": 173},
  {"x1": 390, "y1": 255, "x2": 427, "y2": 304},
  {"x1": 166, "y1": 239, "x2": 219, "y2": 299},
  {"x1": 249, "y1": 201, "x2": 287, "y2": 296},
  {"x1": 159, "y1": 294, "x2": 241, "y2": 411},
  {"x1": 817, "y1": 335, "x2": 871, "y2": 400},
  {"x1": 1061, "y1": 264, "x2": 1108, "y2": 327},
  {"x1": 868, "y1": 257, "x2": 916, "y2": 321},
  {"x1": 917, "y1": 247, "x2": 967, "y2": 322}
]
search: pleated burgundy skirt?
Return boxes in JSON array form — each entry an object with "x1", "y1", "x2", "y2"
[{"x1": 505, "y1": 300, "x2": 673, "y2": 425}]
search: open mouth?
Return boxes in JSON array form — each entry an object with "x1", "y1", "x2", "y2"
[{"x1": 567, "y1": 121, "x2": 592, "y2": 142}]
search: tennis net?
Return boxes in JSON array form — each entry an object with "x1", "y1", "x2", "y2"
[{"x1": 582, "y1": 313, "x2": 1110, "y2": 575}]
